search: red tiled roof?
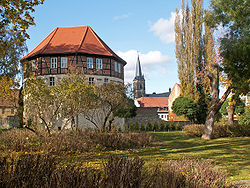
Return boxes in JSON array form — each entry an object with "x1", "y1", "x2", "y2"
[
  {"x1": 137, "y1": 97, "x2": 168, "y2": 108},
  {"x1": 21, "y1": 26, "x2": 126, "y2": 64}
]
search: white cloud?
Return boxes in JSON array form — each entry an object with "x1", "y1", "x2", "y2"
[
  {"x1": 113, "y1": 13, "x2": 131, "y2": 21},
  {"x1": 116, "y1": 50, "x2": 171, "y2": 83},
  {"x1": 149, "y1": 12, "x2": 176, "y2": 43}
]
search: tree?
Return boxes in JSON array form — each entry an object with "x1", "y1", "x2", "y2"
[
  {"x1": 57, "y1": 74, "x2": 99, "y2": 130},
  {"x1": 23, "y1": 77, "x2": 61, "y2": 135},
  {"x1": 175, "y1": 0, "x2": 210, "y2": 124},
  {"x1": 94, "y1": 82, "x2": 135, "y2": 131},
  {"x1": 172, "y1": 96, "x2": 198, "y2": 122},
  {"x1": 205, "y1": 0, "x2": 250, "y2": 124}
]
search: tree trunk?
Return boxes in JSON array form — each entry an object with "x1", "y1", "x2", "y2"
[
  {"x1": 227, "y1": 104, "x2": 235, "y2": 125},
  {"x1": 202, "y1": 86, "x2": 231, "y2": 140}
]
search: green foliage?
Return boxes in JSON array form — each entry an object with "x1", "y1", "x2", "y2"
[
  {"x1": 206, "y1": 0, "x2": 250, "y2": 96},
  {"x1": 129, "y1": 123, "x2": 134, "y2": 132},
  {"x1": 159, "y1": 121, "x2": 165, "y2": 131},
  {"x1": 140, "y1": 123, "x2": 145, "y2": 132},
  {"x1": 172, "y1": 96, "x2": 198, "y2": 122},
  {"x1": 146, "y1": 121, "x2": 152, "y2": 131},
  {"x1": 220, "y1": 99, "x2": 245, "y2": 115},
  {"x1": 134, "y1": 122, "x2": 140, "y2": 131},
  {"x1": 238, "y1": 107, "x2": 250, "y2": 126},
  {"x1": 153, "y1": 122, "x2": 159, "y2": 131},
  {"x1": 164, "y1": 121, "x2": 169, "y2": 131},
  {"x1": 169, "y1": 121, "x2": 175, "y2": 131},
  {"x1": 176, "y1": 122, "x2": 182, "y2": 131}
]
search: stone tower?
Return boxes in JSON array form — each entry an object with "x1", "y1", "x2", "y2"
[{"x1": 133, "y1": 55, "x2": 145, "y2": 99}]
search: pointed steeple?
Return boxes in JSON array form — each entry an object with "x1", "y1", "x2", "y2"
[{"x1": 134, "y1": 54, "x2": 144, "y2": 81}]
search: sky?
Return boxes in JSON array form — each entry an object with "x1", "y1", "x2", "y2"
[{"x1": 25, "y1": 0, "x2": 211, "y2": 95}]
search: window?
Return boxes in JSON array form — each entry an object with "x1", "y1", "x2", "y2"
[
  {"x1": 104, "y1": 78, "x2": 109, "y2": 83},
  {"x1": 61, "y1": 57, "x2": 68, "y2": 68},
  {"x1": 49, "y1": 77, "x2": 55, "y2": 86},
  {"x1": 118, "y1": 63, "x2": 121, "y2": 73},
  {"x1": 32, "y1": 61, "x2": 36, "y2": 71},
  {"x1": 89, "y1": 77, "x2": 94, "y2": 85},
  {"x1": 96, "y1": 58, "x2": 102, "y2": 69},
  {"x1": 87, "y1": 57, "x2": 93, "y2": 69},
  {"x1": 51, "y1": 57, "x2": 57, "y2": 69},
  {"x1": 114, "y1": 61, "x2": 118, "y2": 72}
]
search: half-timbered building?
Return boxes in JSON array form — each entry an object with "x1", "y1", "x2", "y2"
[{"x1": 21, "y1": 26, "x2": 127, "y2": 129}]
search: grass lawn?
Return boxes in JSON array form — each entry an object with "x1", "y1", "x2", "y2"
[{"x1": 63, "y1": 131, "x2": 250, "y2": 183}]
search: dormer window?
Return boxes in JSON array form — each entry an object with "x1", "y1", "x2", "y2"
[
  {"x1": 96, "y1": 58, "x2": 102, "y2": 69},
  {"x1": 32, "y1": 61, "x2": 36, "y2": 72},
  {"x1": 61, "y1": 57, "x2": 68, "y2": 68},
  {"x1": 51, "y1": 57, "x2": 57, "y2": 69},
  {"x1": 87, "y1": 57, "x2": 93, "y2": 69}
]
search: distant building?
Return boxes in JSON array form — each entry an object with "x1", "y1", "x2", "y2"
[
  {"x1": 133, "y1": 56, "x2": 181, "y2": 121},
  {"x1": 0, "y1": 91, "x2": 19, "y2": 129}
]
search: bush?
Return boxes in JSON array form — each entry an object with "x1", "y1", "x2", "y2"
[
  {"x1": 0, "y1": 129, "x2": 153, "y2": 153},
  {"x1": 134, "y1": 122, "x2": 140, "y2": 131},
  {"x1": 159, "y1": 121, "x2": 165, "y2": 131},
  {"x1": 176, "y1": 122, "x2": 182, "y2": 131},
  {"x1": 129, "y1": 122, "x2": 135, "y2": 132},
  {"x1": 0, "y1": 154, "x2": 231, "y2": 188},
  {"x1": 153, "y1": 122, "x2": 159, "y2": 131},
  {"x1": 238, "y1": 106, "x2": 250, "y2": 126},
  {"x1": 164, "y1": 121, "x2": 170, "y2": 131},
  {"x1": 146, "y1": 121, "x2": 152, "y2": 131},
  {"x1": 169, "y1": 121, "x2": 175, "y2": 131},
  {"x1": 184, "y1": 124, "x2": 204, "y2": 137},
  {"x1": 145, "y1": 159, "x2": 230, "y2": 188},
  {"x1": 184, "y1": 123, "x2": 250, "y2": 138},
  {"x1": 140, "y1": 123, "x2": 145, "y2": 131}
]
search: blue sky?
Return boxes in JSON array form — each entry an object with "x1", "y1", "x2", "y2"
[{"x1": 25, "y1": 0, "x2": 211, "y2": 94}]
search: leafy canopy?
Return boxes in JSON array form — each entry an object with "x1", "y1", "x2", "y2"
[{"x1": 172, "y1": 96, "x2": 198, "y2": 122}]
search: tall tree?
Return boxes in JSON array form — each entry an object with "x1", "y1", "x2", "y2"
[
  {"x1": 0, "y1": 0, "x2": 44, "y2": 100},
  {"x1": 175, "y1": 0, "x2": 209, "y2": 123},
  {"x1": 205, "y1": 0, "x2": 250, "y2": 124}
]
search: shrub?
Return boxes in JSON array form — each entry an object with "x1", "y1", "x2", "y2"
[
  {"x1": 0, "y1": 154, "x2": 231, "y2": 188},
  {"x1": 159, "y1": 121, "x2": 165, "y2": 131},
  {"x1": 103, "y1": 155, "x2": 145, "y2": 187},
  {"x1": 129, "y1": 122, "x2": 135, "y2": 132},
  {"x1": 146, "y1": 121, "x2": 152, "y2": 131},
  {"x1": 184, "y1": 123, "x2": 250, "y2": 138},
  {"x1": 176, "y1": 122, "x2": 182, "y2": 131},
  {"x1": 153, "y1": 122, "x2": 159, "y2": 131},
  {"x1": 0, "y1": 129, "x2": 152, "y2": 153},
  {"x1": 184, "y1": 124, "x2": 204, "y2": 137},
  {"x1": 165, "y1": 121, "x2": 170, "y2": 131},
  {"x1": 140, "y1": 123, "x2": 145, "y2": 131},
  {"x1": 0, "y1": 128, "x2": 41, "y2": 151},
  {"x1": 134, "y1": 122, "x2": 140, "y2": 131},
  {"x1": 238, "y1": 106, "x2": 250, "y2": 126},
  {"x1": 169, "y1": 121, "x2": 175, "y2": 131}
]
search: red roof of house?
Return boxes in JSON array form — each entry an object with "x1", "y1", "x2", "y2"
[
  {"x1": 21, "y1": 26, "x2": 126, "y2": 64},
  {"x1": 137, "y1": 97, "x2": 168, "y2": 108}
]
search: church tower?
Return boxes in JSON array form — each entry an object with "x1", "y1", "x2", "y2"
[{"x1": 133, "y1": 55, "x2": 145, "y2": 99}]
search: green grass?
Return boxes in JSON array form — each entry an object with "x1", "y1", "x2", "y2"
[{"x1": 64, "y1": 131, "x2": 249, "y2": 183}]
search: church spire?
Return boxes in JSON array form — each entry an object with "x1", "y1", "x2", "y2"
[
  {"x1": 133, "y1": 53, "x2": 145, "y2": 99},
  {"x1": 134, "y1": 54, "x2": 144, "y2": 81}
]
